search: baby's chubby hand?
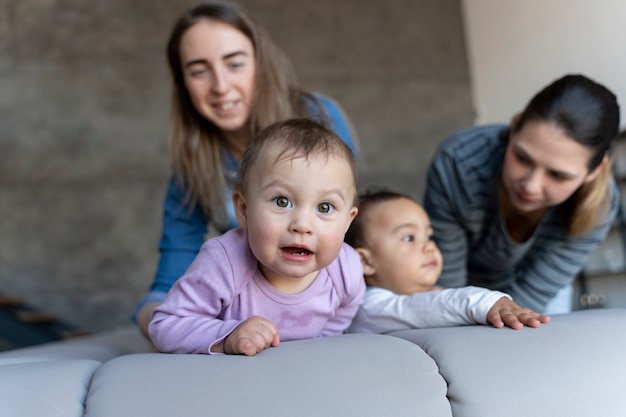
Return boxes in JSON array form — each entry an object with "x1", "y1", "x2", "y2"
[
  {"x1": 486, "y1": 297, "x2": 551, "y2": 330},
  {"x1": 222, "y1": 316, "x2": 280, "y2": 356}
]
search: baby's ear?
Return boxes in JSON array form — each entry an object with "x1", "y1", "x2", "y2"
[
  {"x1": 344, "y1": 206, "x2": 359, "y2": 233},
  {"x1": 233, "y1": 190, "x2": 248, "y2": 228},
  {"x1": 355, "y1": 248, "x2": 375, "y2": 277}
]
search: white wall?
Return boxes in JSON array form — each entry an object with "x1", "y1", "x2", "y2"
[{"x1": 461, "y1": 0, "x2": 626, "y2": 127}]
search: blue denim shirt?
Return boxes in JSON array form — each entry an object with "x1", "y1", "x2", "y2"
[{"x1": 133, "y1": 94, "x2": 357, "y2": 319}]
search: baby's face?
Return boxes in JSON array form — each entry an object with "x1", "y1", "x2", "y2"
[
  {"x1": 362, "y1": 198, "x2": 442, "y2": 295},
  {"x1": 235, "y1": 150, "x2": 357, "y2": 293}
]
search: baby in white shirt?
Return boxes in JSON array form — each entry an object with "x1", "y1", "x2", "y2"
[{"x1": 345, "y1": 189, "x2": 550, "y2": 333}]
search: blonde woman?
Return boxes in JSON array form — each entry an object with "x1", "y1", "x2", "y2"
[{"x1": 135, "y1": 2, "x2": 357, "y2": 336}]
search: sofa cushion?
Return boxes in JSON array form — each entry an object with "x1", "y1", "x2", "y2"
[
  {"x1": 85, "y1": 333, "x2": 452, "y2": 417},
  {"x1": 0, "y1": 359, "x2": 101, "y2": 417},
  {"x1": 0, "y1": 325, "x2": 151, "y2": 364},
  {"x1": 390, "y1": 308, "x2": 626, "y2": 417}
]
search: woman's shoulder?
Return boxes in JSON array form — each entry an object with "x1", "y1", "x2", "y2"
[
  {"x1": 301, "y1": 92, "x2": 346, "y2": 121},
  {"x1": 306, "y1": 92, "x2": 336, "y2": 109},
  {"x1": 302, "y1": 92, "x2": 357, "y2": 154},
  {"x1": 437, "y1": 124, "x2": 508, "y2": 158},
  {"x1": 431, "y1": 124, "x2": 508, "y2": 176}
]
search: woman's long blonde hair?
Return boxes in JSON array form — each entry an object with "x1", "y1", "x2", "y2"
[
  {"x1": 566, "y1": 157, "x2": 613, "y2": 236},
  {"x1": 512, "y1": 74, "x2": 620, "y2": 236},
  {"x1": 166, "y1": 2, "x2": 320, "y2": 228}
]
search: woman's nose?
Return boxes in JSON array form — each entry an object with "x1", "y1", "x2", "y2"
[
  {"x1": 211, "y1": 69, "x2": 230, "y2": 94},
  {"x1": 522, "y1": 170, "x2": 542, "y2": 194}
]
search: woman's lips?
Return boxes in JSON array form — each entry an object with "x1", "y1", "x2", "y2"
[
  {"x1": 514, "y1": 190, "x2": 538, "y2": 205},
  {"x1": 212, "y1": 100, "x2": 239, "y2": 114}
]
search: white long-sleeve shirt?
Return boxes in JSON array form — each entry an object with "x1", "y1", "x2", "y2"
[{"x1": 347, "y1": 286, "x2": 510, "y2": 334}]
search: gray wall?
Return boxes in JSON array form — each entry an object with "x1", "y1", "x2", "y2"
[{"x1": 0, "y1": 0, "x2": 473, "y2": 333}]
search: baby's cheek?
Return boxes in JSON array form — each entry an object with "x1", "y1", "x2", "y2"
[
  {"x1": 436, "y1": 255, "x2": 444, "y2": 276},
  {"x1": 321, "y1": 231, "x2": 346, "y2": 260}
]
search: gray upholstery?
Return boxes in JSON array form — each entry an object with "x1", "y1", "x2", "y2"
[
  {"x1": 1, "y1": 359, "x2": 101, "y2": 417},
  {"x1": 2, "y1": 309, "x2": 625, "y2": 416},
  {"x1": 0, "y1": 326, "x2": 152, "y2": 363},
  {"x1": 85, "y1": 334, "x2": 451, "y2": 417},
  {"x1": 390, "y1": 309, "x2": 626, "y2": 417}
]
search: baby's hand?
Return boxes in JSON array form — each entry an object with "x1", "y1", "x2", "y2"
[
  {"x1": 223, "y1": 316, "x2": 280, "y2": 356},
  {"x1": 486, "y1": 297, "x2": 551, "y2": 330}
]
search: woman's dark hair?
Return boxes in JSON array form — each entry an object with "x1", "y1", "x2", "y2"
[
  {"x1": 514, "y1": 74, "x2": 620, "y2": 235},
  {"x1": 514, "y1": 74, "x2": 619, "y2": 171}
]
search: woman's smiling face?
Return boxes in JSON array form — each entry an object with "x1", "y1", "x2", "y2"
[{"x1": 179, "y1": 19, "x2": 256, "y2": 137}]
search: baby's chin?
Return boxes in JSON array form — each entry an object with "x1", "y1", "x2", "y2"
[
  {"x1": 406, "y1": 280, "x2": 439, "y2": 294},
  {"x1": 421, "y1": 266, "x2": 441, "y2": 281},
  {"x1": 417, "y1": 276, "x2": 441, "y2": 292}
]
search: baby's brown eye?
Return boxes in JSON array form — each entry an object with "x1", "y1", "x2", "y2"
[
  {"x1": 273, "y1": 196, "x2": 291, "y2": 208},
  {"x1": 317, "y1": 202, "x2": 334, "y2": 214}
]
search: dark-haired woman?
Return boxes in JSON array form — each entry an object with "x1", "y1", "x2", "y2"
[{"x1": 424, "y1": 74, "x2": 620, "y2": 314}]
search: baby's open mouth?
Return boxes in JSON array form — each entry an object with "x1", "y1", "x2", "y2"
[{"x1": 284, "y1": 247, "x2": 312, "y2": 256}]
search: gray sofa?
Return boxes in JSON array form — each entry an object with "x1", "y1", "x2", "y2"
[{"x1": 2, "y1": 308, "x2": 626, "y2": 417}]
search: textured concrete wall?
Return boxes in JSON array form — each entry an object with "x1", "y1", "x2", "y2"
[{"x1": 0, "y1": 0, "x2": 472, "y2": 333}]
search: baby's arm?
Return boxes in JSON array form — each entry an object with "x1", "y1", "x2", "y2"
[
  {"x1": 350, "y1": 286, "x2": 549, "y2": 334},
  {"x1": 211, "y1": 316, "x2": 280, "y2": 356},
  {"x1": 150, "y1": 291, "x2": 279, "y2": 355},
  {"x1": 350, "y1": 286, "x2": 504, "y2": 333},
  {"x1": 486, "y1": 297, "x2": 551, "y2": 330},
  {"x1": 149, "y1": 238, "x2": 281, "y2": 355},
  {"x1": 148, "y1": 288, "x2": 241, "y2": 354}
]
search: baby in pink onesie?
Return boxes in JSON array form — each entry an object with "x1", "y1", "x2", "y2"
[{"x1": 149, "y1": 118, "x2": 364, "y2": 355}]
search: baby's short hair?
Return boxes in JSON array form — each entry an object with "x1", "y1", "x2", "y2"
[
  {"x1": 237, "y1": 118, "x2": 358, "y2": 199},
  {"x1": 345, "y1": 188, "x2": 414, "y2": 248}
]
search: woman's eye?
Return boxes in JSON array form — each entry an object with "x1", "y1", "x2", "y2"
[
  {"x1": 515, "y1": 151, "x2": 532, "y2": 165},
  {"x1": 317, "y1": 202, "x2": 335, "y2": 214},
  {"x1": 402, "y1": 235, "x2": 415, "y2": 242},
  {"x1": 273, "y1": 196, "x2": 292, "y2": 208},
  {"x1": 188, "y1": 67, "x2": 207, "y2": 77},
  {"x1": 549, "y1": 172, "x2": 569, "y2": 182},
  {"x1": 227, "y1": 61, "x2": 244, "y2": 70}
]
